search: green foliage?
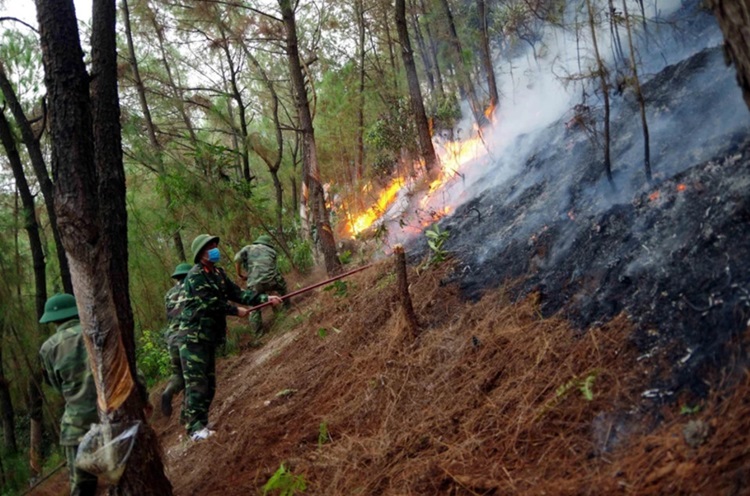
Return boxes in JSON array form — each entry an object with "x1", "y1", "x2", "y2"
[
  {"x1": 425, "y1": 225, "x2": 450, "y2": 266},
  {"x1": 290, "y1": 240, "x2": 314, "y2": 274},
  {"x1": 680, "y1": 404, "x2": 701, "y2": 416},
  {"x1": 136, "y1": 329, "x2": 171, "y2": 386},
  {"x1": 323, "y1": 280, "x2": 348, "y2": 298},
  {"x1": 555, "y1": 372, "x2": 598, "y2": 401},
  {"x1": 318, "y1": 422, "x2": 330, "y2": 448},
  {"x1": 338, "y1": 250, "x2": 352, "y2": 265},
  {"x1": 433, "y1": 95, "x2": 462, "y2": 131},
  {"x1": 317, "y1": 328, "x2": 328, "y2": 338},
  {"x1": 262, "y1": 464, "x2": 307, "y2": 496},
  {"x1": 0, "y1": 449, "x2": 31, "y2": 496}
]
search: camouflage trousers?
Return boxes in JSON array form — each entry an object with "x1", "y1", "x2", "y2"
[
  {"x1": 64, "y1": 445, "x2": 97, "y2": 496},
  {"x1": 179, "y1": 340, "x2": 216, "y2": 434},
  {"x1": 161, "y1": 338, "x2": 185, "y2": 419},
  {"x1": 249, "y1": 279, "x2": 288, "y2": 334}
]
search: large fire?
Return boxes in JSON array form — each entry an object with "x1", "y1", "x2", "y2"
[{"x1": 344, "y1": 128, "x2": 490, "y2": 238}]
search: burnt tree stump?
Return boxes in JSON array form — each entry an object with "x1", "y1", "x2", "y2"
[{"x1": 394, "y1": 245, "x2": 420, "y2": 336}]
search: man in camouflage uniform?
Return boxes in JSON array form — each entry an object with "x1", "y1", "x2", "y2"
[
  {"x1": 177, "y1": 234, "x2": 281, "y2": 441},
  {"x1": 234, "y1": 234, "x2": 288, "y2": 335},
  {"x1": 160, "y1": 262, "x2": 192, "y2": 419},
  {"x1": 39, "y1": 294, "x2": 98, "y2": 496}
]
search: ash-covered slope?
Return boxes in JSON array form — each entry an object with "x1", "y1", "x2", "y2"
[{"x1": 423, "y1": 18, "x2": 750, "y2": 399}]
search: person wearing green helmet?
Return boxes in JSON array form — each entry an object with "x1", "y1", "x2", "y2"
[
  {"x1": 177, "y1": 234, "x2": 282, "y2": 441},
  {"x1": 160, "y1": 262, "x2": 192, "y2": 419},
  {"x1": 38, "y1": 294, "x2": 99, "y2": 496},
  {"x1": 233, "y1": 234, "x2": 288, "y2": 336}
]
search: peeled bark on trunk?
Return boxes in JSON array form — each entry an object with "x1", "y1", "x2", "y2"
[
  {"x1": 395, "y1": 0, "x2": 438, "y2": 174},
  {"x1": 36, "y1": 0, "x2": 173, "y2": 493},
  {"x1": 709, "y1": 0, "x2": 750, "y2": 111},
  {"x1": 0, "y1": 66, "x2": 72, "y2": 294},
  {"x1": 280, "y1": 0, "x2": 342, "y2": 276}
]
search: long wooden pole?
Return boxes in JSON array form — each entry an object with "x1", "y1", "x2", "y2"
[{"x1": 245, "y1": 263, "x2": 374, "y2": 312}]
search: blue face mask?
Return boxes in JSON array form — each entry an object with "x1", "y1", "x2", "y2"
[{"x1": 207, "y1": 247, "x2": 220, "y2": 263}]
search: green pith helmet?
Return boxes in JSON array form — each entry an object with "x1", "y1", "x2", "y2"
[
  {"x1": 39, "y1": 293, "x2": 79, "y2": 324},
  {"x1": 171, "y1": 262, "x2": 192, "y2": 279},
  {"x1": 191, "y1": 234, "x2": 220, "y2": 263},
  {"x1": 254, "y1": 234, "x2": 273, "y2": 247}
]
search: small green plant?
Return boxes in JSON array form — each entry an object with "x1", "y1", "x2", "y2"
[
  {"x1": 317, "y1": 328, "x2": 328, "y2": 338},
  {"x1": 318, "y1": 422, "x2": 330, "y2": 448},
  {"x1": 680, "y1": 404, "x2": 701, "y2": 415},
  {"x1": 136, "y1": 329, "x2": 171, "y2": 386},
  {"x1": 291, "y1": 239, "x2": 314, "y2": 274},
  {"x1": 324, "y1": 280, "x2": 348, "y2": 297},
  {"x1": 425, "y1": 224, "x2": 450, "y2": 266},
  {"x1": 262, "y1": 463, "x2": 307, "y2": 495},
  {"x1": 338, "y1": 250, "x2": 353, "y2": 265},
  {"x1": 555, "y1": 372, "x2": 597, "y2": 401}
]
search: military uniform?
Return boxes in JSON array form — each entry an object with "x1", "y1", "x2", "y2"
[
  {"x1": 234, "y1": 235, "x2": 287, "y2": 333},
  {"x1": 161, "y1": 279, "x2": 186, "y2": 417},
  {"x1": 176, "y1": 263, "x2": 266, "y2": 434},
  {"x1": 39, "y1": 318, "x2": 99, "y2": 496}
]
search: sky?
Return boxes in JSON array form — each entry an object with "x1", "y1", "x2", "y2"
[{"x1": 0, "y1": 0, "x2": 91, "y2": 30}]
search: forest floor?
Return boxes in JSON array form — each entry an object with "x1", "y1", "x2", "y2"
[{"x1": 33, "y1": 253, "x2": 750, "y2": 496}]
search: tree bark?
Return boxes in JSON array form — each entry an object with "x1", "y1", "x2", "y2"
[
  {"x1": 709, "y1": 0, "x2": 750, "y2": 111},
  {"x1": 395, "y1": 0, "x2": 438, "y2": 175},
  {"x1": 36, "y1": 0, "x2": 173, "y2": 493},
  {"x1": 394, "y1": 245, "x2": 420, "y2": 337},
  {"x1": 585, "y1": 0, "x2": 613, "y2": 185},
  {"x1": 622, "y1": 0, "x2": 651, "y2": 181},
  {"x1": 419, "y1": 0, "x2": 445, "y2": 99},
  {"x1": 0, "y1": 109, "x2": 47, "y2": 473},
  {"x1": 280, "y1": 0, "x2": 342, "y2": 276},
  {"x1": 477, "y1": 0, "x2": 498, "y2": 113},
  {"x1": 356, "y1": 0, "x2": 367, "y2": 181},
  {"x1": 0, "y1": 327, "x2": 17, "y2": 454},
  {"x1": 0, "y1": 66, "x2": 72, "y2": 294}
]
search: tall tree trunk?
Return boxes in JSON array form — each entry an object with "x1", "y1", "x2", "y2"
[
  {"x1": 382, "y1": 2, "x2": 400, "y2": 92},
  {"x1": 709, "y1": 0, "x2": 750, "y2": 111},
  {"x1": 280, "y1": 0, "x2": 342, "y2": 276},
  {"x1": 0, "y1": 326, "x2": 17, "y2": 455},
  {"x1": 410, "y1": 1, "x2": 436, "y2": 99},
  {"x1": 438, "y1": 0, "x2": 484, "y2": 125},
  {"x1": 419, "y1": 0, "x2": 445, "y2": 99},
  {"x1": 395, "y1": 0, "x2": 438, "y2": 175},
  {"x1": 121, "y1": 0, "x2": 186, "y2": 260},
  {"x1": 36, "y1": 0, "x2": 173, "y2": 494},
  {"x1": 585, "y1": 0, "x2": 613, "y2": 185},
  {"x1": 356, "y1": 0, "x2": 367, "y2": 181},
  {"x1": 622, "y1": 0, "x2": 651, "y2": 181},
  {"x1": 477, "y1": 0, "x2": 498, "y2": 113},
  {"x1": 0, "y1": 109, "x2": 46, "y2": 475},
  {"x1": 242, "y1": 46, "x2": 286, "y2": 236},
  {"x1": 0, "y1": 66, "x2": 72, "y2": 294}
]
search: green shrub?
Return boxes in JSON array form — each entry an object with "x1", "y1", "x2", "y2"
[{"x1": 136, "y1": 329, "x2": 171, "y2": 386}]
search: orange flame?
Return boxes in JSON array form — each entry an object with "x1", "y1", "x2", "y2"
[
  {"x1": 676, "y1": 183, "x2": 687, "y2": 192},
  {"x1": 348, "y1": 178, "x2": 405, "y2": 235},
  {"x1": 649, "y1": 191, "x2": 660, "y2": 202}
]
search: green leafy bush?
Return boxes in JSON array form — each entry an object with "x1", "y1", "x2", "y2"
[{"x1": 136, "y1": 329, "x2": 171, "y2": 386}]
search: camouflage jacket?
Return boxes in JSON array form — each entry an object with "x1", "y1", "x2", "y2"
[
  {"x1": 234, "y1": 243, "x2": 283, "y2": 288},
  {"x1": 176, "y1": 263, "x2": 265, "y2": 344},
  {"x1": 164, "y1": 280, "x2": 186, "y2": 346},
  {"x1": 39, "y1": 319, "x2": 99, "y2": 446}
]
